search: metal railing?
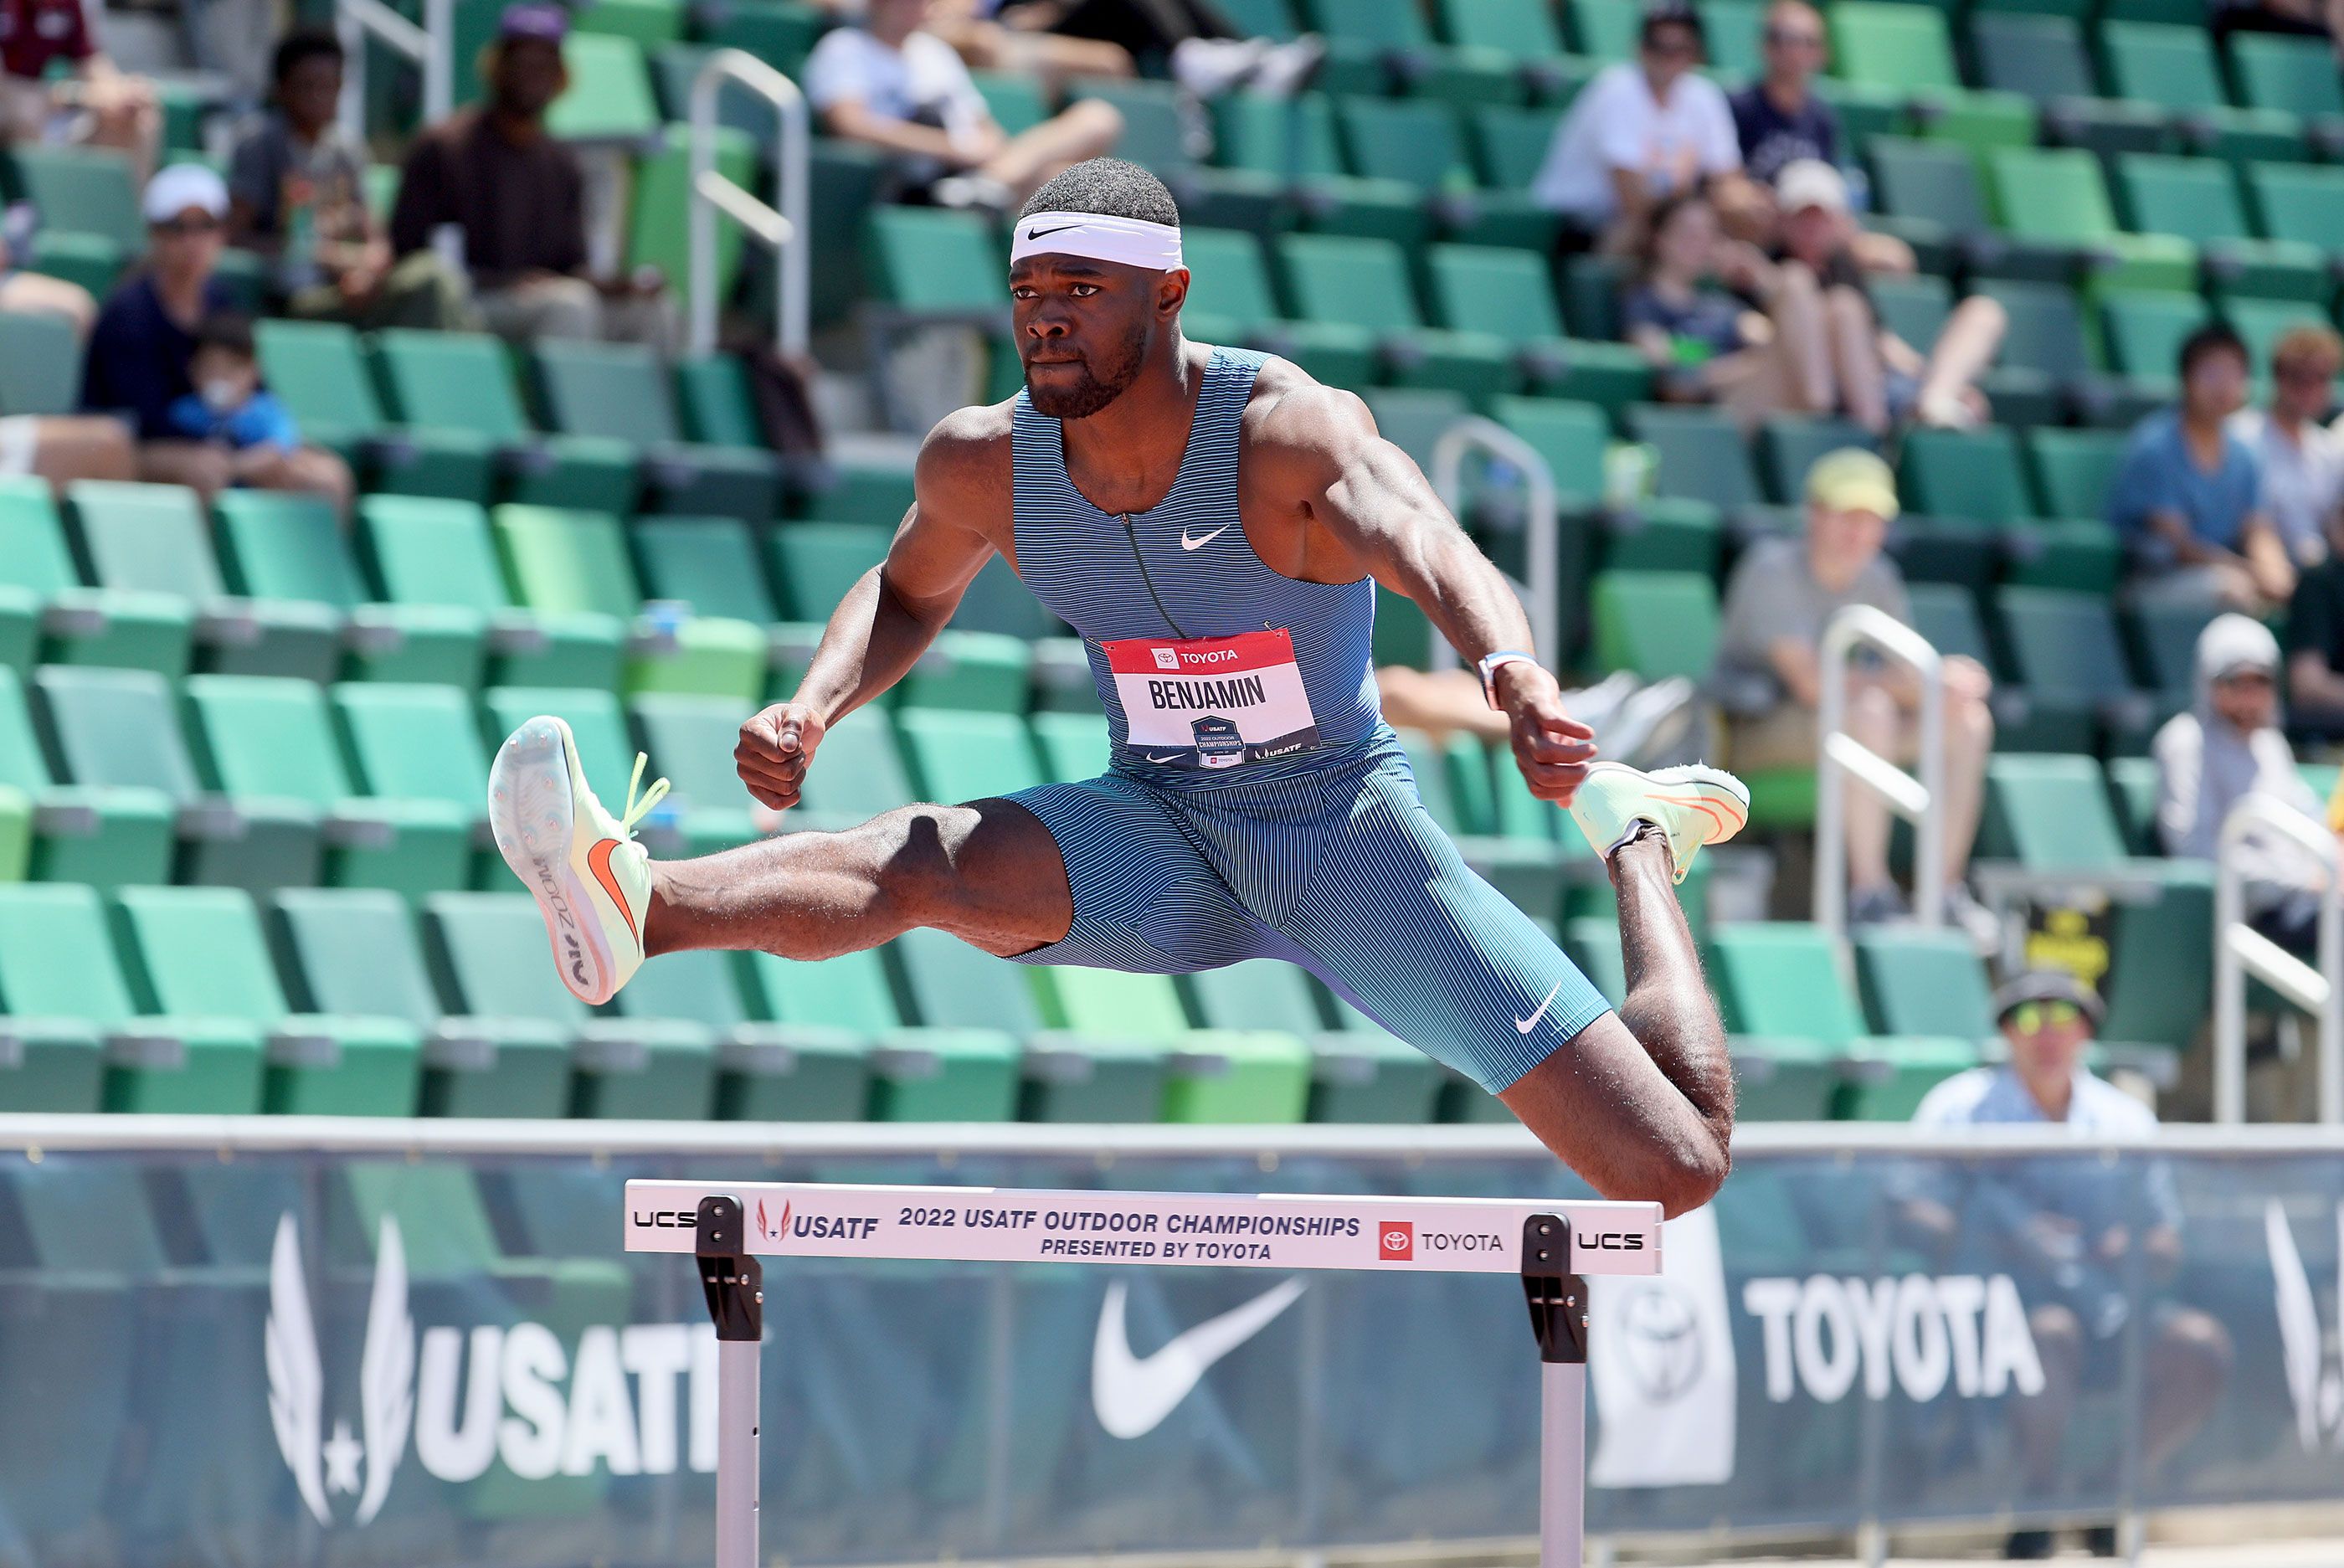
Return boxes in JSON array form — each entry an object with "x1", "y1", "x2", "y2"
[
  {"x1": 337, "y1": 0, "x2": 451, "y2": 147},
  {"x1": 688, "y1": 49, "x2": 809, "y2": 360},
  {"x1": 1428, "y1": 418, "x2": 1559, "y2": 675},
  {"x1": 2213, "y1": 794, "x2": 2342, "y2": 1125},
  {"x1": 1813, "y1": 604, "x2": 1946, "y2": 938}
]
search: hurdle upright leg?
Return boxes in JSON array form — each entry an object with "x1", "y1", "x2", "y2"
[
  {"x1": 696, "y1": 1195, "x2": 764, "y2": 1568},
  {"x1": 1523, "y1": 1215, "x2": 1590, "y2": 1568}
]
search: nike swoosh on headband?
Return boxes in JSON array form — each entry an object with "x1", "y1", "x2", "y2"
[
  {"x1": 1092, "y1": 1278, "x2": 1305, "y2": 1439},
  {"x1": 1025, "y1": 223, "x2": 1081, "y2": 240}
]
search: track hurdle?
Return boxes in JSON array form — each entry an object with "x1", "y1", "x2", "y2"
[{"x1": 625, "y1": 1180, "x2": 1666, "y2": 1568}]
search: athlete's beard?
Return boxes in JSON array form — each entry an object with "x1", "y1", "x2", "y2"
[{"x1": 1025, "y1": 326, "x2": 1147, "y2": 419}]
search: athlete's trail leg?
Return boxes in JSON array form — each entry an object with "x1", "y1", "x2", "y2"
[
  {"x1": 1499, "y1": 830, "x2": 1734, "y2": 1216},
  {"x1": 643, "y1": 800, "x2": 1075, "y2": 959}
]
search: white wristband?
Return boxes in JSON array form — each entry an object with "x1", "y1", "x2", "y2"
[{"x1": 1476, "y1": 650, "x2": 1539, "y2": 710}]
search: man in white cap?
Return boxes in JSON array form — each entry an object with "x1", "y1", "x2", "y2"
[{"x1": 80, "y1": 164, "x2": 352, "y2": 511}]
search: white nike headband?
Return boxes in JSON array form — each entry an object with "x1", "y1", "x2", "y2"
[{"x1": 1010, "y1": 210, "x2": 1184, "y2": 270}]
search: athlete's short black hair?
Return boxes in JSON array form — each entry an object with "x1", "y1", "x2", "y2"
[
  {"x1": 2178, "y1": 320, "x2": 2249, "y2": 379},
  {"x1": 1017, "y1": 158, "x2": 1180, "y2": 229}
]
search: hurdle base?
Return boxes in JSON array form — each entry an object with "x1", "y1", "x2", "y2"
[
  {"x1": 697, "y1": 1195, "x2": 763, "y2": 1568},
  {"x1": 1523, "y1": 1215, "x2": 1589, "y2": 1568}
]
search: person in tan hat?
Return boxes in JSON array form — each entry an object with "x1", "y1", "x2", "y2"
[{"x1": 1713, "y1": 447, "x2": 1999, "y2": 940}]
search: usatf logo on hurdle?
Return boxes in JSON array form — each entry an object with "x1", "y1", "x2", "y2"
[{"x1": 1378, "y1": 1221, "x2": 1413, "y2": 1260}]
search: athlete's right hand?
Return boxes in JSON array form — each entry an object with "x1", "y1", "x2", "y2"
[{"x1": 737, "y1": 701, "x2": 828, "y2": 811}]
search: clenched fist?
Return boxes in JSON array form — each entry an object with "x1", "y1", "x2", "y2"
[
  {"x1": 736, "y1": 700, "x2": 829, "y2": 811},
  {"x1": 1499, "y1": 664, "x2": 1597, "y2": 805}
]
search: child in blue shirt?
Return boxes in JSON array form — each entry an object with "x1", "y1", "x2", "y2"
[{"x1": 166, "y1": 314, "x2": 300, "y2": 452}]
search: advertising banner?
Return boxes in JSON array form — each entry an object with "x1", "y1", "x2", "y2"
[{"x1": 0, "y1": 1129, "x2": 2338, "y2": 1567}]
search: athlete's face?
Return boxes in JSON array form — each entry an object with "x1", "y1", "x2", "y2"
[{"x1": 1010, "y1": 253, "x2": 1187, "y2": 419}]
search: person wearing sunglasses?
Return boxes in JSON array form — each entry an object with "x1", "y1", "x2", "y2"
[
  {"x1": 2230, "y1": 323, "x2": 2343, "y2": 570},
  {"x1": 1911, "y1": 972, "x2": 2232, "y2": 1560},
  {"x1": 1530, "y1": 2, "x2": 1759, "y2": 253}
]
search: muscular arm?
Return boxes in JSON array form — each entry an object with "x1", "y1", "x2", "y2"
[
  {"x1": 1244, "y1": 375, "x2": 1596, "y2": 802},
  {"x1": 736, "y1": 409, "x2": 1005, "y2": 809}
]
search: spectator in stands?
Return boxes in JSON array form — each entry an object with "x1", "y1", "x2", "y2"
[
  {"x1": 1908, "y1": 971, "x2": 2231, "y2": 1561},
  {"x1": 388, "y1": 3, "x2": 676, "y2": 351},
  {"x1": 933, "y1": 0, "x2": 1323, "y2": 99},
  {"x1": 1729, "y1": 0, "x2": 1836, "y2": 189},
  {"x1": 2156, "y1": 614, "x2": 2330, "y2": 954},
  {"x1": 805, "y1": 0, "x2": 1123, "y2": 212},
  {"x1": 2232, "y1": 323, "x2": 2343, "y2": 568},
  {"x1": 927, "y1": 0, "x2": 1137, "y2": 90},
  {"x1": 80, "y1": 165, "x2": 353, "y2": 512},
  {"x1": 1531, "y1": 3, "x2": 1755, "y2": 253},
  {"x1": 230, "y1": 29, "x2": 471, "y2": 332},
  {"x1": 2284, "y1": 504, "x2": 2344, "y2": 738},
  {"x1": 1714, "y1": 448, "x2": 1999, "y2": 940},
  {"x1": 1772, "y1": 159, "x2": 1999, "y2": 434},
  {"x1": 2110, "y1": 323, "x2": 2295, "y2": 614},
  {"x1": 165, "y1": 314, "x2": 300, "y2": 455},
  {"x1": 1620, "y1": 189, "x2": 1836, "y2": 429},
  {"x1": 1378, "y1": 666, "x2": 1700, "y2": 770},
  {"x1": 0, "y1": 0, "x2": 159, "y2": 184}
]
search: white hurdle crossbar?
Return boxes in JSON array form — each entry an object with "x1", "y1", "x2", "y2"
[{"x1": 625, "y1": 1180, "x2": 1664, "y2": 1568}]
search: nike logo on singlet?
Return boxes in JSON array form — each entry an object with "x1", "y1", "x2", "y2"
[
  {"x1": 1180, "y1": 525, "x2": 1232, "y2": 551},
  {"x1": 1146, "y1": 752, "x2": 1181, "y2": 763},
  {"x1": 1026, "y1": 223, "x2": 1081, "y2": 240},
  {"x1": 1514, "y1": 981, "x2": 1565, "y2": 1035}
]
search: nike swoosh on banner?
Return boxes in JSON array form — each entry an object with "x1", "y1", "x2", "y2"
[
  {"x1": 1092, "y1": 1278, "x2": 1305, "y2": 1439},
  {"x1": 1180, "y1": 525, "x2": 1232, "y2": 551},
  {"x1": 587, "y1": 839, "x2": 640, "y2": 950},
  {"x1": 1515, "y1": 980, "x2": 1565, "y2": 1035}
]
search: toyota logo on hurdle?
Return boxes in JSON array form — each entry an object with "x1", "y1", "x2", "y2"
[{"x1": 1378, "y1": 1222, "x2": 1414, "y2": 1260}]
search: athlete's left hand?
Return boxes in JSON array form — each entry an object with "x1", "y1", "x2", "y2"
[{"x1": 1498, "y1": 665, "x2": 1597, "y2": 805}]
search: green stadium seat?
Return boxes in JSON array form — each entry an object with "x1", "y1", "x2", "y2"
[
  {"x1": 11, "y1": 146, "x2": 141, "y2": 255},
  {"x1": 330, "y1": 682, "x2": 494, "y2": 879},
  {"x1": 2112, "y1": 153, "x2": 2327, "y2": 303},
  {"x1": 0, "y1": 664, "x2": 172, "y2": 892},
  {"x1": 1213, "y1": 92, "x2": 1429, "y2": 246},
  {"x1": 1904, "y1": 582, "x2": 1996, "y2": 670},
  {"x1": 1422, "y1": 244, "x2": 1606, "y2": 400},
  {"x1": 897, "y1": 630, "x2": 1034, "y2": 715},
  {"x1": 183, "y1": 673, "x2": 472, "y2": 897},
  {"x1": 1709, "y1": 921, "x2": 1976, "y2": 1119},
  {"x1": 1031, "y1": 708, "x2": 1111, "y2": 780},
  {"x1": 0, "y1": 310, "x2": 80, "y2": 417},
  {"x1": 875, "y1": 928, "x2": 1028, "y2": 1120},
  {"x1": 1702, "y1": 0, "x2": 1766, "y2": 77},
  {"x1": 1277, "y1": 231, "x2": 1514, "y2": 399},
  {"x1": 2028, "y1": 427, "x2": 2131, "y2": 527},
  {"x1": 867, "y1": 205, "x2": 1004, "y2": 314},
  {"x1": 2100, "y1": 23, "x2": 2306, "y2": 163},
  {"x1": 1591, "y1": 570, "x2": 1717, "y2": 681},
  {"x1": 1298, "y1": 0, "x2": 1519, "y2": 105},
  {"x1": 545, "y1": 32, "x2": 661, "y2": 141},
  {"x1": 1437, "y1": 0, "x2": 1585, "y2": 100},
  {"x1": 491, "y1": 502, "x2": 766, "y2": 702},
  {"x1": 1180, "y1": 226, "x2": 1380, "y2": 387},
  {"x1": 1970, "y1": 14, "x2": 2167, "y2": 160},
  {"x1": 719, "y1": 949, "x2": 882, "y2": 1120},
  {"x1": 2228, "y1": 33, "x2": 2344, "y2": 149},
  {"x1": 271, "y1": 886, "x2": 573, "y2": 1118},
  {"x1": 1987, "y1": 147, "x2": 2198, "y2": 292},
  {"x1": 0, "y1": 476, "x2": 193, "y2": 678},
  {"x1": 1473, "y1": 104, "x2": 1570, "y2": 197},
  {"x1": 68, "y1": 480, "x2": 342, "y2": 682},
  {"x1": 2244, "y1": 162, "x2": 2344, "y2": 255},
  {"x1": 894, "y1": 707, "x2": 1046, "y2": 800},
  {"x1": 530, "y1": 339, "x2": 781, "y2": 519},
  {"x1": 1758, "y1": 417, "x2": 1876, "y2": 506},
  {"x1": 630, "y1": 515, "x2": 781, "y2": 629},
  {"x1": 1993, "y1": 587, "x2": 2156, "y2": 754},
  {"x1": 113, "y1": 885, "x2": 422, "y2": 1115},
  {"x1": 215, "y1": 491, "x2": 487, "y2": 687},
  {"x1": 1336, "y1": 97, "x2": 1558, "y2": 250},
  {"x1": 33, "y1": 664, "x2": 320, "y2": 896},
  {"x1": 1184, "y1": 959, "x2": 1440, "y2": 1122},
  {"x1": 2105, "y1": 753, "x2": 2163, "y2": 851},
  {"x1": 1624, "y1": 404, "x2": 1760, "y2": 515},
  {"x1": 1831, "y1": 3, "x2": 2036, "y2": 160},
  {"x1": 0, "y1": 881, "x2": 263, "y2": 1112},
  {"x1": 783, "y1": 708, "x2": 916, "y2": 830},
  {"x1": 1853, "y1": 926, "x2": 1995, "y2": 1040},
  {"x1": 675, "y1": 353, "x2": 766, "y2": 450},
  {"x1": 619, "y1": 947, "x2": 868, "y2": 1118},
  {"x1": 768, "y1": 520, "x2": 888, "y2": 622},
  {"x1": 1491, "y1": 394, "x2": 1608, "y2": 505},
  {"x1": 1899, "y1": 426, "x2": 2120, "y2": 592},
  {"x1": 359, "y1": 495, "x2": 625, "y2": 689},
  {"x1": 423, "y1": 889, "x2": 717, "y2": 1118},
  {"x1": 630, "y1": 691, "x2": 761, "y2": 854},
  {"x1": 373, "y1": 331, "x2": 638, "y2": 512},
  {"x1": 2227, "y1": 296, "x2": 2334, "y2": 373},
  {"x1": 626, "y1": 123, "x2": 758, "y2": 325},
  {"x1": 2099, "y1": 288, "x2": 2208, "y2": 388},
  {"x1": 1363, "y1": 387, "x2": 1468, "y2": 471},
  {"x1": 253, "y1": 320, "x2": 496, "y2": 502}
]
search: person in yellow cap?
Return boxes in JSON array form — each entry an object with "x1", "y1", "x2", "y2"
[{"x1": 1711, "y1": 446, "x2": 2000, "y2": 941}]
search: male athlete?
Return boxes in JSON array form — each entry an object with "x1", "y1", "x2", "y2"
[{"x1": 489, "y1": 159, "x2": 1745, "y2": 1216}]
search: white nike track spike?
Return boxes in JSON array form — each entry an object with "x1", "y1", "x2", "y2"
[
  {"x1": 1566, "y1": 760, "x2": 1750, "y2": 885},
  {"x1": 486, "y1": 715, "x2": 668, "y2": 1005}
]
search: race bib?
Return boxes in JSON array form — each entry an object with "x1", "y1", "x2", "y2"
[{"x1": 1102, "y1": 629, "x2": 1320, "y2": 770}]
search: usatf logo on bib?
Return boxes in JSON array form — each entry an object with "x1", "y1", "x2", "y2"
[{"x1": 1103, "y1": 629, "x2": 1321, "y2": 770}]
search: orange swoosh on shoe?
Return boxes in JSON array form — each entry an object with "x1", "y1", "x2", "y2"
[{"x1": 587, "y1": 837, "x2": 640, "y2": 951}]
